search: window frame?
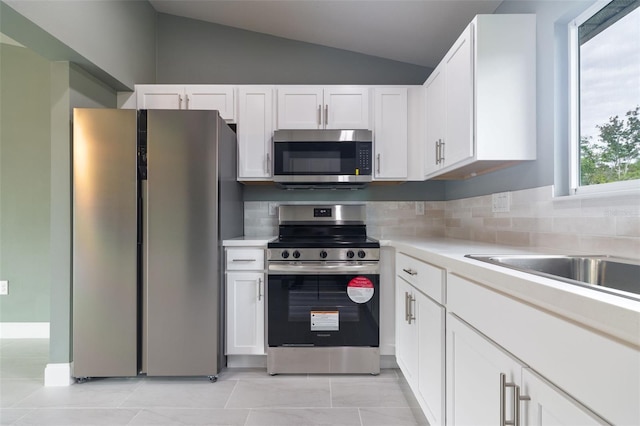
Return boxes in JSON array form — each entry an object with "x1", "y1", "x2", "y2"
[{"x1": 568, "y1": 0, "x2": 640, "y2": 196}]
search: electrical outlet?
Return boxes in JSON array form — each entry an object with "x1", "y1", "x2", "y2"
[
  {"x1": 492, "y1": 192, "x2": 511, "y2": 213},
  {"x1": 415, "y1": 202, "x2": 425, "y2": 216},
  {"x1": 268, "y1": 202, "x2": 278, "y2": 216},
  {"x1": 0, "y1": 280, "x2": 8, "y2": 296}
]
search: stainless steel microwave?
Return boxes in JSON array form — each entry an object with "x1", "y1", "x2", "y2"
[{"x1": 272, "y1": 129, "x2": 373, "y2": 187}]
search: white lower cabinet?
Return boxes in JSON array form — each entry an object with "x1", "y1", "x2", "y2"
[
  {"x1": 225, "y1": 247, "x2": 265, "y2": 355},
  {"x1": 226, "y1": 272, "x2": 265, "y2": 355},
  {"x1": 447, "y1": 314, "x2": 522, "y2": 426},
  {"x1": 447, "y1": 314, "x2": 609, "y2": 426},
  {"x1": 396, "y1": 253, "x2": 445, "y2": 426},
  {"x1": 521, "y1": 368, "x2": 610, "y2": 426}
]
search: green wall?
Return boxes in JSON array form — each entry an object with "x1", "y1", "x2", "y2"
[{"x1": 0, "y1": 44, "x2": 51, "y2": 322}]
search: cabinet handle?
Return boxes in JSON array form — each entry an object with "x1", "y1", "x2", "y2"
[
  {"x1": 185, "y1": 94, "x2": 190, "y2": 109},
  {"x1": 325, "y1": 104, "x2": 329, "y2": 126},
  {"x1": 266, "y1": 152, "x2": 271, "y2": 174},
  {"x1": 435, "y1": 140, "x2": 440, "y2": 165},
  {"x1": 515, "y1": 385, "x2": 530, "y2": 426},
  {"x1": 402, "y1": 268, "x2": 417, "y2": 276},
  {"x1": 407, "y1": 293, "x2": 416, "y2": 324},
  {"x1": 440, "y1": 141, "x2": 445, "y2": 163},
  {"x1": 178, "y1": 95, "x2": 183, "y2": 110},
  {"x1": 404, "y1": 291, "x2": 409, "y2": 322},
  {"x1": 232, "y1": 258, "x2": 258, "y2": 262},
  {"x1": 257, "y1": 277, "x2": 263, "y2": 301},
  {"x1": 377, "y1": 153, "x2": 381, "y2": 174},
  {"x1": 500, "y1": 373, "x2": 523, "y2": 426},
  {"x1": 318, "y1": 105, "x2": 322, "y2": 126}
]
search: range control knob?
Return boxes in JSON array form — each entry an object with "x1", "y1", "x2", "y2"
[
  {"x1": 319, "y1": 250, "x2": 328, "y2": 259},
  {"x1": 357, "y1": 250, "x2": 366, "y2": 259},
  {"x1": 292, "y1": 250, "x2": 301, "y2": 259},
  {"x1": 281, "y1": 250, "x2": 290, "y2": 259},
  {"x1": 346, "y1": 250, "x2": 355, "y2": 259}
]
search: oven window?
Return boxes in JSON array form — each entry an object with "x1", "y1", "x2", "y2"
[
  {"x1": 268, "y1": 274, "x2": 379, "y2": 347},
  {"x1": 288, "y1": 277, "x2": 359, "y2": 322}
]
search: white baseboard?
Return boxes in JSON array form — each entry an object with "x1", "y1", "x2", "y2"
[
  {"x1": 226, "y1": 355, "x2": 267, "y2": 368},
  {"x1": 0, "y1": 322, "x2": 50, "y2": 338},
  {"x1": 45, "y1": 362, "x2": 74, "y2": 387}
]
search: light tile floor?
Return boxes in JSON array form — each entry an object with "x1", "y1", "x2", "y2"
[{"x1": 1, "y1": 339, "x2": 427, "y2": 425}]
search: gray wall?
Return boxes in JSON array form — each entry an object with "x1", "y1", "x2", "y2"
[
  {"x1": 1, "y1": 0, "x2": 156, "y2": 90},
  {"x1": 444, "y1": 0, "x2": 595, "y2": 200},
  {"x1": 156, "y1": 13, "x2": 430, "y2": 85},
  {"x1": 0, "y1": 44, "x2": 52, "y2": 323}
]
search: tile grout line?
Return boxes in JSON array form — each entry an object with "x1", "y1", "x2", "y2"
[{"x1": 223, "y1": 379, "x2": 241, "y2": 410}]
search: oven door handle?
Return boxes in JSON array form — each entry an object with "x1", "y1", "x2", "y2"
[{"x1": 268, "y1": 262, "x2": 379, "y2": 275}]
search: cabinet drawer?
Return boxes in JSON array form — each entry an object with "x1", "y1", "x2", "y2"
[
  {"x1": 226, "y1": 248, "x2": 265, "y2": 270},
  {"x1": 396, "y1": 252, "x2": 445, "y2": 304}
]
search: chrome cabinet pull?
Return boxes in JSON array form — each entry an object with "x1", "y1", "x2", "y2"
[
  {"x1": 435, "y1": 140, "x2": 440, "y2": 164},
  {"x1": 377, "y1": 153, "x2": 381, "y2": 174},
  {"x1": 318, "y1": 105, "x2": 322, "y2": 126},
  {"x1": 178, "y1": 95, "x2": 183, "y2": 110},
  {"x1": 266, "y1": 152, "x2": 271, "y2": 174},
  {"x1": 402, "y1": 268, "x2": 417, "y2": 276},
  {"x1": 407, "y1": 294, "x2": 416, "y2": 324},
  {"x1": 404, "y1": 292, "x2": 410, "y2": 322},
  {"x1": 515, "y1": 385, "x2": 530, "y2": 426},
  {"x1": 257, "y1": 277, "x2": 263, "y2": 301},
  {"x1": 185, "y1": 94, "x2": 190, "y2": 109},
  {"x1": 440, "y1": 141, "x2": 445, "y2": 163},
  {"x1": 500, "y1": 373, "x2": 524, "y2": 426},
  {"x1": 325, "y1": 104, "x2": 329, "y2": 126},
  {"x1": 232, "y1": 258, "x2": 257, "y2": 262}
]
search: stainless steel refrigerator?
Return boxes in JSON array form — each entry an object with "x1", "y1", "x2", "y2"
[{"x1": 72, "y1": 108, "x2": 243, "y2": 378}]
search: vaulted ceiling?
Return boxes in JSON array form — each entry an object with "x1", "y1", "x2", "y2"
[{"x1": 148, "y1": 1, "x2": 503, "y2": 68}]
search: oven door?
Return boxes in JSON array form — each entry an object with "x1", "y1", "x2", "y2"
[{"x1": 267, "y1": 262, "x2": 379, "y2": 347}]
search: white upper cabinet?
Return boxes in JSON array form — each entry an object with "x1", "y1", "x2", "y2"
[
  {"x1": 373, "y1": 87, "x2": 408, "y2": 180},
  {"x1": 136, "y1": 85, "x2": 236, "y2": 122},
  {"x1": 277, "y1": 86, "x2": 369, "y2": 130},
  {"x1": 423, "y1": 14, "x2": 536, "y2": 179},
  {"x1": 237, "y1": 86, "x2": 274, "y2": 180}
]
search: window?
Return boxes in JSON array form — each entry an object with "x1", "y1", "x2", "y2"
[{"x1": 569, "y1": 0, "x2": 640, "y2": 194}]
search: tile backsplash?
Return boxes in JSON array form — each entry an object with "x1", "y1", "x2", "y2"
[{"x1": 244, "y1": 185, "x2": 640, "y2": 258}]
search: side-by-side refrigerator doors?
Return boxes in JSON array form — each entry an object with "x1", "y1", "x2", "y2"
[
  {"x1": 143, "y1": 110, "x2": 220, "y2": 376},
  {"x1": 73, "y1": 109, "x2": 138, "y2": 377}
]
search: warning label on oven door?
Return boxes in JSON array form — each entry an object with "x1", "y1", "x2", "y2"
[
  {"x1": 310, "y1": 311, "x2": 339, "y2": 331},
  {"x1": 347, "y1": 276, "x2": 374, "y2": 303}
]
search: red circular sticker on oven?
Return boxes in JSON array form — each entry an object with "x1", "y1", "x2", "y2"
[{"x1": 347, "y1": 276, "x2": 374, "y2": 304}]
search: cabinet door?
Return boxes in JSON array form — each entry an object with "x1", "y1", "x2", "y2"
[
  {"x1": 522, "y1": 368, "x2": 611, "y2": 426},
  {"x1": 447, "y1": 313, "x2": 522, "y2": 426},
  {"x1": 416, "y1": 291, "x2": 445, "y2": 426},
  {"x1": 277, "y1": 87, "x2": 323, "y2": 129},
  {"x1": 136, "y1": 85, "x2": 185, "y2": 110},
  {"x1": 444, "y1": 23, "x2": 474, "y2": 168},
  {"x1": 237, "y1": 87, "x2": 274, "y2": 179},
  {"x1": 226, "y1": 272, "x2": 265, "y2": 355},
  {"x1": 185, "y1": 85, "x2": 236, "y2": 121},
  {"x1": 424, "y1": 65, "x2": 445, "y2": 176},
  {"x1": 325, "y1": 86, "x2": 370, "y2": 129},
  {"x1": 396, "y1": 278, "x2": 418, "y2": 387},
  {"x1": 373, "y1": 88, "x2": 407, "y2": 179}
]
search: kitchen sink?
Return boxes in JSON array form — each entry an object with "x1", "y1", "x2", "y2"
[{"x1": 465, "y1": 254, "x2": 640, "y2": 301}]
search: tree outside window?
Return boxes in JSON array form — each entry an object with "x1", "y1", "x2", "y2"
[{"x1": 577, "y1": 0, "x2": 640, "y2": 188}]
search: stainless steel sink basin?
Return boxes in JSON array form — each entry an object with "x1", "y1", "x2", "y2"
[{"x1": 465, "y1": 254, "x2": 640, "y2": 301}]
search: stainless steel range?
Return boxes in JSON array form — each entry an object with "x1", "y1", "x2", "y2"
[{"x1": 267, "y1": 204, "x2": 380, "y2": 375}]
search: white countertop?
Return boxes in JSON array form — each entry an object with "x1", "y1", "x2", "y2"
[
  {"x1": 384, "y1": 237, "x2": 640, "y2": 348},
  {"x1": 222, "y1": 236, "x2": 274, "y2": 247}
]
